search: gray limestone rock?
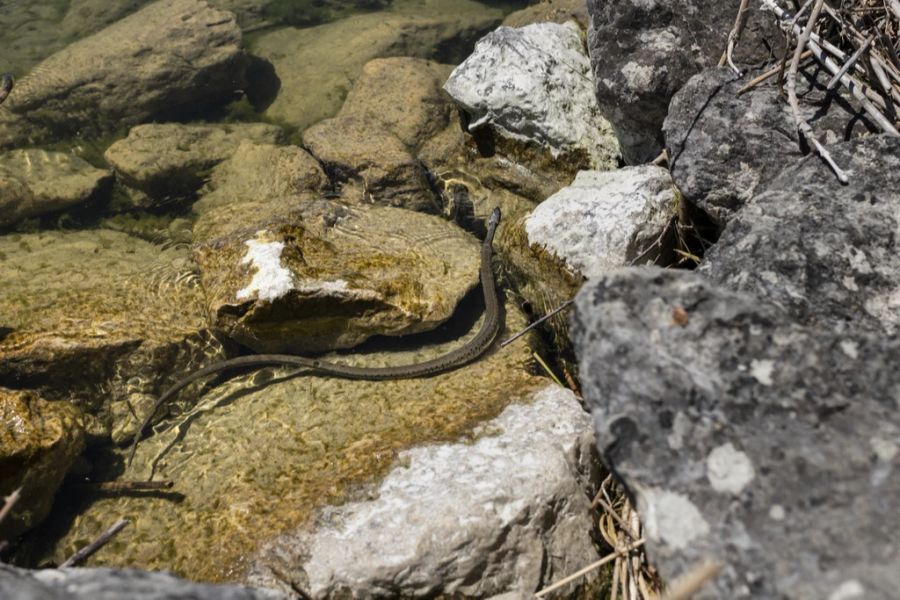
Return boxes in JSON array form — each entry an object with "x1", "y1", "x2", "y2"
[
  {"x1": 0, "y1": 150, "x2": 111, "y2": 227},
  {"x1": 0, "y1": 565, "x2": 288, "y2": 600},
  {"x1": 247, "y1": 384, "x2": 602, "y2": 599},
  {"x1": 700, "y1": 135, "x2": 900, "y2": 334},
  {"x1": 0, "y1": 0, "x2": 246, "y2": 145},
  {"x1": 524, "y1": 166, "x2": 676, "y2": 278},
  {"x1": 444, "y1": 21, "x2": 620, "y2": 171},
  {"x1": 104, "y1": 122, "x2": 284, "y2": 208},
  {"x1": 586, "y1": 0, "x2": 779, "y2": 164},
  {"x1": 664, "y1": 68, "x2": 879, "y2": 225},
  {"x1": 572, "y1": 267, "x2": 900, "y2": 599}
]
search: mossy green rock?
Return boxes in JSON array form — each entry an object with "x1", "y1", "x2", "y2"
[
  {"x1": 0, "y1": 149, "x2": 111, "y2": 227},
  {"x1": 104, "y1": 122, "x2": 284, "y2": 208},
  {"x1": 0, "y1": 387, "x2": 85, "y2": 539}
]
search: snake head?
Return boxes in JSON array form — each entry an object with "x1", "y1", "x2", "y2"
[{"x1": 488, "y1": 207, "x2": 501, "y2": 228}]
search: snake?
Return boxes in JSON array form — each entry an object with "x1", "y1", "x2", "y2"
[
  {"x1": 0, "y1": 73, "x2": 13, "y2": 105},
  {"x1": 127, "y1": 207, "x2": 503, "y2": 466}
]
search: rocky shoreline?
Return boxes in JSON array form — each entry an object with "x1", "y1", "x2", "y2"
[{"x1": 1, "y1": 0, "x2": 898, "y2": 598}]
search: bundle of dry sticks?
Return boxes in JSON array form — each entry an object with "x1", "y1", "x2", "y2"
[{"x1": 732, "y1": 0, "x2": 900, "y2": 181}]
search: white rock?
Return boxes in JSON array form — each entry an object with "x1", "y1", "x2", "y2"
[
  {"x1": 525, "y1": 166, "x2": 675, "y2": 277},
  {"x1": 444, "y1": 22, "x2": 620, "y2": 169},
  {"x1": 247, "y1": 385, "x2": 601, "y2": 598}
]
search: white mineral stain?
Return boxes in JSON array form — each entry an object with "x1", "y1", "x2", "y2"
[
  {"x1": 637, "y1": 487, "x2": 709, "y2": 550},
  {"x1": 707, "y1": 442, "x2": 755, "y2": 495},
  {"x1": 839, "y1": 340, "x2": 859, "y2": 359},
  {"x1": 235, "y1": 234, "x2": 294, "y2": 302},
  {"x1": 828, "y1": 580, "x2": 865, "y2": 600},
  {"x1": 768, "y1": 504, "x2": 785, "y2": 521},
  {"x1": 750, "y1": 359, "x2": 774, "y2": 386}
]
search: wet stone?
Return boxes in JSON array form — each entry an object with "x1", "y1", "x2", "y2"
[
  {"x1": 193, "y1": 200, "x2": 481, "y2": 354},
  {"x1": 0, "y1": 228, "x2": 213, "y2": 440},
  {"x1": 0, "y1": 387, "x2": 85, "y2": 539},
  {"x1": 0, "y1": 149, "x2": 111, "y2": 228},
  {"x1": 104, "y1": 123, "x2": 284, "y2": 209},
  {"x1": 37, "y1": 293, "x2": 547, "y2": 584}
]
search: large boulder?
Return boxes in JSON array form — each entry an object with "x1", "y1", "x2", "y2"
[
  {"x1": 664, "y1": 68, "x2": 880, "y2": 226},
  {"x1": 444, "y1": 22, "x2": 620, "y2": 175},
  {"x1": 247, "y1": 385, "x2": 601, "y2": 598},
  {"x1": 572, "y1": 267, "x2": 900, "y2": 599},
  {"x1": 700, "y1": 135, "x2": 900, "y2": 334},
  {"x1": 0, "y1": 150, "x2": 111, "y2": 228},
  {"x1": 104, "y1": 122, "x2": 284, "y2": 209},
  {"x1": 0, "y1": 0, "x2": 246, "y2": 145},
  {"x1": 0, "y1": 388, "x2": 85, "y2": 539},
  {"x1": 586, "y1": 0, "x2": 779, "y2": 164}
]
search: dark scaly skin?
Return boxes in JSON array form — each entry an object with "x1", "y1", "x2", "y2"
[
  {"x1": 128, "y1": 208, "x2": 503, "y2": 466},
  {"x1": 0, "y1": 73, "x2": 13, "y2": 105}
]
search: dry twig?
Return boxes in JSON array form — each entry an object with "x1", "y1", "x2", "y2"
[
  {"x1": 0, "y1": 488, "x2": 21, "y2": 528},
  {"x1": 60, "y1": 518, "x2": 129, "y2": 567}
]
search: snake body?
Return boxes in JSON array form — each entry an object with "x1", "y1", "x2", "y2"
[
  {"x1": 128, "y1": 208, "x2": 502, "y2": 465},
  {"x1": 0, "y1": 73, "x2": 13, "y2": 104}
]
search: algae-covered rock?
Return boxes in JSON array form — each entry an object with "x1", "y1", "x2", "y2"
[
  {"x1": 104, "y1": 123, "x2": 284, "y2": 208},
  {"x1": 302, "y1": 116, "x2": 437, "y2": 212},
  {"x1": 0, "y1": 229, "x2": 214, "y2": 440},
  {"x1": 194, "y1": 200, "x2": 481, "y2": 354},
  {"x1": 0, "y1": 150, "x2": 111, "y2": 227},
  {"x1": 0, "y1": 0, "x2": 246, "y2": 145},
  {"x1": 38, "y1": 292, "x2": 546, "y2": 583},
  {"x1": 251, "y1": 0, "x2": 503, "y2": 132},
  {"x1": 0, "y1": 387, "x2": 85, "y2": 539}
]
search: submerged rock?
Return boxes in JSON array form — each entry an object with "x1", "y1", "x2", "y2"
[
  {"x1": 572, "y1": 267, "x2": 900, "y2": 599},
  {"x1": 0, "y1": 564, "x2": 288, "y2": 600},
  {"x1": 502, "y1": 0, "x2": 589, "y2": 29},
  {"x1": 194, "y1": 200, "x2": 481, "y2": 354},
  {"x1": 0, "y1": 150, "x2": 111, "y2": 228},
  {"x1": 38, "y1": 293, "x2": 547, "y2": 583},
  {"x1": 252, "y1": 1, "x2": 503, "y2": 132},
  {"x1": 0, "y1": 0, "x2": 246, "y2": 145},
  {"x1": 104, "y1": 122, "x2": 284, "y2": 208},
  {"x1": 247, "y1": 384, "x2": 601, "y2": 598},
  {"x1": 0, "y1": 228, "x2": 213, "y2": 441},
  {"x1": 585, "y1": 0, "x2": 779, "y2": 164},
  {"x1": 0, "y1": 388, "x2": 85, "y2": 539},
  {"x1": 444, "y1": 22, "x2": 620, "y2": 174}
]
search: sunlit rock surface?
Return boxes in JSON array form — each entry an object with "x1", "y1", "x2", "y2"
[
  {"x1": 0, "y1": 387, "x2": 85, "y2": 539},
  {"x1": 247, "y1": 385, "x2": 601, "y2": 598},
  {"x1": 0, "y1": 150, "x2": 111, "y2": 228}
]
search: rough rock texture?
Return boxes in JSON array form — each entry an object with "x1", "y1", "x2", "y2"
[
  {"x1": 572, "y1": 268, "x2": 900, "y2": 599},
  {"x1": 444, "y1": 22, "x2": 620, "y2": 172},
  {"x1": 247, "y1": 385, "x2": 601, "y2": 598},
  {"x1": 0, "y1": 565, "x2": 287, "y2": 600},
  {"x1": 700, "y1": 135, "x2": 900, "y2": 334},
  {"x1": 40, "y1": 295, "x2": 546, "y2": 583},
  {"x1": 502, "y1": 0, "x2": 589, "y2": 29},
  {"x1": 664, "y1": 68, "x2": 879, "y2": 225},
  {"x1": 193, "y1": 199, "x2": 481, "y2": 353},
  {"x1": 302, "y1": 116, "x2": 437, "y2": 212},
  {"x1": 0, "y1": 0, "x2": 246, "y2": 145},
  {"x1": 0, "y1": 388, "x2": 85, "y2": 539},
  {"x1": 0, "y1": 229, "x2": 214, "y2": 441},
  {"x1": 586, "y1": 0, "x2": 779, "y2": 164},
  {"x1": 252, "y1": 0, "x2": 503, "y2": 131},
  {"x1": 104, "y1": 123, "x2": 284, "y2": 208},
  {"x1": 525, "y1": 166, "x2": 675, "y2": 278},
  {"x1": 0, "y1": 150, "x2": 111, "y2": 227}
]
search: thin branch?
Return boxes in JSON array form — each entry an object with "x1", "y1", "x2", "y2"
[
  {"x1": 826, "y1": 35, "x2": 875, "y2": 89},
  {"x1": 60, "y1": 519, "x2": 129, "y2": 567},
  {"x1": 662, "y1": 559, "x2": 723, "y2": 600},
  {"x1": 535, "y1": 539, "x2": 646, "y2": 598},
  {"x1": 0, "y1": 488, "x2": 21, "y2": 528},
  {"x1": 500, "y1": 300, "x2": 573, "y2": 348}
]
